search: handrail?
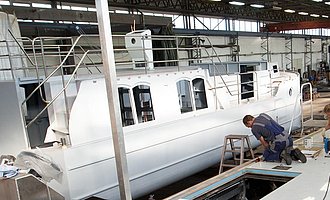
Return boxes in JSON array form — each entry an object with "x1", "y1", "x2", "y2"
[
  {"x1": 8, "y1": 29, "x2": 50, "y2": 103},
  {"x1": 288, "y1": 92, "x2": 303, "y2": 136},
  {"x1": 76, "y1": 45, "x2": 102, "y2": 73},
  {"x1": 22, "y1": 35, "x2": 101, "y2": 129},
  {"x1": 199, "y1": 44, "x2": 234, "y2": 96},
  {"x1": 8, "y1": 29, "x2": 36, "y2": 66},
  {"x1": 198, "y1": 36, "x2": 274, "y2": 100},
  {"x1": 300, "y1": 82, "x2": 313, "y2": 135},
  {"x1": 22, "y1": 35, "x2": 99, "y2": 108},
  {"x1": 25, "y1": 49, "x2": 101, "y2": 128}
]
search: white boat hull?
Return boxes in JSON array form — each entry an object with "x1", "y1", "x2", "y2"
[{"x1": 46, "y1": 95, "x2": 300, "y2": 199}]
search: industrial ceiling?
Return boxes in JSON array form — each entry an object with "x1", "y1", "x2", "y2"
[
  {"x1": 1, "y1": 0, "x2": 330, "y2": 36},
  {"x1": 28, "y1": 0, "x2": 330, "y2": 22}
]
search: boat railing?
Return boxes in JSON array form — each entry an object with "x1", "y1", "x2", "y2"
[
  {"x1": 0, "y1": 33, "x2": 105, "y2": 145},
  {"x1": 300, "y1": 82, "x2": 314, "y2": 135},
  {"x1": 21, "y1": 34, "x2": 103, "y2": 129},
  {"x1": 24, "y1": 49, "x2": 101, "y2": 129}
]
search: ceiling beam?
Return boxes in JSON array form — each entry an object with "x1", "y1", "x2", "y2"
[
  {"x1": 0, "y1": 5, "x2": 171, "y2": 26},
  {"x1": 261, "y1": 20, "x2": 330, "y2": 32},
  {"x1": 0, "y1": 1, "x2": 315, "y2": 23}
]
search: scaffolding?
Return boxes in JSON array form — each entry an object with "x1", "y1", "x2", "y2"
[
  {"x1": 304, "y1": 36, "x2": 313, "y2": 72},
  {"x1": 285, "y1": 35, "x2": 293, "y2": 70},
  {"x1": 261, "y1": 35, "x2": 270, "y2": 61}
]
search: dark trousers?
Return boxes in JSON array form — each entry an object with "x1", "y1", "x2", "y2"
[{"x1": 263, "y1": 136, "x2": 293, "y2": 161}]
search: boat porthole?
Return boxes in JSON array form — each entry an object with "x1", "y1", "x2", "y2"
[
  {"x1": 131, "y1": 38, "x2": 136, "y2": 44},
  {"x1": 289, "y1": 88, "x2": 292, "y2": 96}
]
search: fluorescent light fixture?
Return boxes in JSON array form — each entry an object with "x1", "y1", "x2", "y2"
[
  {"x1": 13, "y1": 2, "x2": 30, "y2": 7},
  {"x1": 325, "y1": 2, "x2": 330, "y2": 5},
  {"x1": 298, "y1": 12, "x2": 309, "y2": 15},
  {"x1": 74, "y1": 22, "x2": 90, "y2": 25},
  {"x1": 34, "y1": 20, "x2": 54, "y2": 23},
  {"x1": 87, "y1": 7, "x2": 97, "y2": 12},
  {"x1": 272, "y1": 6, "x2": 282, "y2": 10},
  {"x1": 322, "y1": 15, "x2": 329, "y2": 18},
  {"x1": 71, "y1": 6, "x2": 88, "y2": 11},
  {"x1": 57, "y1": 5, "x2": 70, "y2": 10},
  {"x1": 0, "y1": 1, "x2": 10, "y2": 5},
  {"x1": 115, "y1": 10, "x2": 129, "y2": 14},
  {"x1": 211, "y1": 0, "x2": 222, "y2": 1},
  {"x1": 310, "y1": 14, "x2": 320, "y2": 17},
  {"x1": 284, "y1": 9, "x2": 295, "y2": 13},
  {"x1": 312, "y1": 0, "x2": 323, "y2": 2},
  {"x1": 17, "y1": 19, "x2": 32, "y2": 22},
  {"x1": 250, "y1": 4, "x2": 264, "y2": 8},
  {"x1": 32, "y1": 3, "x2": 51, "y2": 8},
  {"x1": 229, "y1": 1, "x2": 245, "y2": 6}
]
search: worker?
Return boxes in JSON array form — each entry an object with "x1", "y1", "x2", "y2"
[
  {"x1": 323, "y1": 104, "x2": 330, "y2": 131},
  {"x1": 243, "y1": 113, "x2": 306, "y2": 165},
  {"x1": 323, "y1": 104, "x2": 330, "y2": 154}
]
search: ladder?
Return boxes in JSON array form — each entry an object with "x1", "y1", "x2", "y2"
[{"x1": 219, "y1": 134, "x2": 254, "y2": 173}]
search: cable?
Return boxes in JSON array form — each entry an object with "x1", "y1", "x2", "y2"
[{"x1": 323, "y1": 174, "x2": 330, "y2": 200}]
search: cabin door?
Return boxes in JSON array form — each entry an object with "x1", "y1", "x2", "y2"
[
  {"x1": 240, "y1": 65, "x2": 254, "y2": 99},
  {"x1": 20, "y1": 82, "x2": 49, "y2": 148}
]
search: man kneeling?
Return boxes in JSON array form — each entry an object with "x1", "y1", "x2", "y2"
[{"x1": 243, "y1": 113, "x2": 306, "y2": 165}]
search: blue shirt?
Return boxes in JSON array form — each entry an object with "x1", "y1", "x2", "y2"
[{"x1": 251, "y1": 113, "x2": 278, "y2": 142}]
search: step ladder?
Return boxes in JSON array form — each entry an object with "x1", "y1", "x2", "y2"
[{"x1": 219, "y1": 134, "x2": 254, "y2": 173}]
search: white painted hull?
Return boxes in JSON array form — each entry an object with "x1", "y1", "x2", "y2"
[{"x1": 48, "y1": 91, "x2": 300, "y2": 199}]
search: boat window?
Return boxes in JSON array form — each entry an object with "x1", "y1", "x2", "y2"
[
  {"x1": 192, "y1": 78, "x2": 208, "y2": 110},
  {"x1": 240, "y1": 65, "x2": 254, "y2": 99},
  {"x1": 133, "y1": 85, "x2": 155, "y2": 123},
  {"x1": 273, "y1": 65, "x2": 278, "y2": 73},
  {"x1": 118, "y1": 87, "x2": 134, "y2": 127},
  {"x1": 177, "y1": 80, "x2": 193, "y2": 113}
]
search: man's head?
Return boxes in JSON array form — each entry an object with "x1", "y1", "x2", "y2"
[
  {"x1": 324, "y1": 104, "x2": 330, "y2": 118},
  {"x1": 243, "y1": 115, "x2": 254, "y2": 128}
]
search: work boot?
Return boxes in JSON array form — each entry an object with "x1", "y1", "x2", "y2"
[
  {"x1": 291, "y1": 148, "x2": 307, "y2": 163},
  {"x1": 280, "y1": 150, "x2": 292, "y2": 165}
]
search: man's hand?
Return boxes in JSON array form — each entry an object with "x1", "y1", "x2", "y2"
[{"x1": 259, "y1": 136, "x2": 269, "y2": 148}]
